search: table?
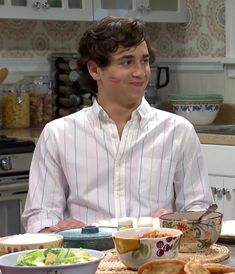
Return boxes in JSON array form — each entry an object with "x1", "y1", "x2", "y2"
[
  {"x1": 97, "y1": 243, "x2": 235, "y2": 274},
  {"x1": 223, "y1": 244, "x2": 235, "y2": 267}
]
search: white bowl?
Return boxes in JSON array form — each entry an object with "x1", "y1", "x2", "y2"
[
  {"x1": 112, "y1": 227, "x2": 182, "y2": 270},
  {"x1": 0, "y1": 233, "x2": 63, "y2": 255},
  {"x1": 0, "y1": 248, "x2": 104, "y2": 274},
  {"x1": 169, "y1": 94, "x2": 223, "y2": 125}
]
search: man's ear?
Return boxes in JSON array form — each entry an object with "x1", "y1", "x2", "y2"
[{"x1": 87, "y1": 61, "x2": 101, "y2": 81}]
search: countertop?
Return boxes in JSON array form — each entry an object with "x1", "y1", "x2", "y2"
[
  {"x1": 1, "y1": 128, "x2": 235, "y2": 146},
  {"x1": 197, "y1": 133, "x2": 235, "y2": 146},
  {"x1": 0, "y1": 128, "x2": 42, "y2": 143},
  {"x1": 220, "y1": 243, "x2": 235, "y2": 267}
]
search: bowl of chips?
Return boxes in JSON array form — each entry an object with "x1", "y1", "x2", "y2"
[
  {"x1": 159, "y1": 211, "x2": 222, "y2": 253},
  {"x1": 112, "y1": 227, "x2": 182, "y2": 270}
]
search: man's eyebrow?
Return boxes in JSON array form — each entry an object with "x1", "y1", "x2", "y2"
[{"x1": 117, "y1": 53, "x2": 150, "y2": 60}]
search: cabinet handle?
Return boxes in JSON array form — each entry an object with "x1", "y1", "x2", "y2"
[
  {"x1": 211, "y1": 187, "x2": 217, "y2": 195},
  {"x1": 41, "y1": 1, "x2": 50, "y2": 10},
  {"x1": 216, "y1": 188, "x2": 223, "y2": 198},
  {"x1": 223, "y1": 188, "x2": 230, "y2": 195},
  {"x1": 32, "y1": 1, "x2": 41, "y2": 10},
  {"x1": 145, "y1": 5, "x2": 151, "y2": 13},
  {"x1": 137, "y1": 5, "x2": 145, "y2": 13}
]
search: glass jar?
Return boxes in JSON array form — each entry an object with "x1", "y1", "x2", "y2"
[
  {"x1": 2, "y1": 83, "x2": 30, "y2": 129},
  {"x1": 117, "y1": 217, "x2": 133, "y2": 230},
  {"x1": 29, "y1": 75, "x2": 53, "y2": 128}
]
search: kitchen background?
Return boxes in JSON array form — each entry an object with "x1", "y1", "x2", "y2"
[
  {"x1": 0, "y1": 0, "x2": 234, "y2": 106},
  {"x1": 1, "y1": 0, "x2": 235, "y2": 234}
]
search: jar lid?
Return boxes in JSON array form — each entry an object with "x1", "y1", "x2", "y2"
[
  {"x1": 56, "y1": 226, "x2": 117, "y2": 240},
  {"x1": 169, "y1": 94, "x2": 223, "y2": 101}
]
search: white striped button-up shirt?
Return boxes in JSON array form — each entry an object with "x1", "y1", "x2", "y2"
[{"x1": 22, "y1": 98, "x2": 213, "y2": 232}]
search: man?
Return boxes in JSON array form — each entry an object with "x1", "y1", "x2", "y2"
[{"x1": 22, "y1": 16, "x2": 213, "y2": 233}]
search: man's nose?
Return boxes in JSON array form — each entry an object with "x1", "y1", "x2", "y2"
[{"x1": 132, "y1": 63, "x2": 146, "y2": 76}]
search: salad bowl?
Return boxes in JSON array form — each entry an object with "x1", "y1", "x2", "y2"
[{"x1": 0, "y1": 248, "x2": 104, "y2": 274}]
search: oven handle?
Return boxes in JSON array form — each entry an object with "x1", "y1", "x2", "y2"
[{"x1": 0, "y1": 182, "x2": 28, "y2": 192}]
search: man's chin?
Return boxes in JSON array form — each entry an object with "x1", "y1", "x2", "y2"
[{"x1": 124, "y1": 96, "x2": 143, "y2": 108}]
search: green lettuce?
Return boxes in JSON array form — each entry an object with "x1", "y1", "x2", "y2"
[{"x1": 16, "y1": 248, "x2": 95, "y2": 266}]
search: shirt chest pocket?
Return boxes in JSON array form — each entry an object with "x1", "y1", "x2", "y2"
[{"x1": 137, "y1": 158, "x2": 177, "y2": 192}]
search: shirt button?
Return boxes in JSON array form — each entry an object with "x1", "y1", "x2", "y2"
[{"x1": 111, "y1": 133, "x2": 116, "y2": 138}]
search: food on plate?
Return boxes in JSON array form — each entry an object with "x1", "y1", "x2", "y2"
[
  {"x1": 137, "y1": 259, "x2": 235, "y2": 274},
  {"x1": 138, "y1": 258, "x2": 185, "y2": 274},
  {"x1": 203, "y1": 263, "x2": 235, "y2": 273},
  {"x1": 184, "y1": 260, "x2": 210, "y2": 274},
  {"x1": 135, "y1": 229, "x2": 173, "y2": 238},
  {"x1": 16, "y1": 248, "x2": 95, "y2": 266}
]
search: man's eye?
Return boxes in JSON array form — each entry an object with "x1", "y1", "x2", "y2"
[
  {"x1": 142, "y1": 58, "x2": 150, "y2": 64},
  {"x1": 122, "y1": 60, "x2": 132, "y2": 65}
]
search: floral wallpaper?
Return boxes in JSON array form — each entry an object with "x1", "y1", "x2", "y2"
[{"x1": 0, "y1": 0, "x2": 225, "y2": 58}]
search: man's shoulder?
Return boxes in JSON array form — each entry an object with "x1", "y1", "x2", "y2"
[{"x1": 45, "y1": 107, "x2": 91, "y2": 129}]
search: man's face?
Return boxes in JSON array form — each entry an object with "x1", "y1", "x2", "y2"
[{"x1": 95, "y1": 41, "x2": 151, "y2": 107}]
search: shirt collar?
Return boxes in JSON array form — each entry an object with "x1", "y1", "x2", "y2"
[{"x1": 91, "y1": 97, "x2": 151, "y2": 128}]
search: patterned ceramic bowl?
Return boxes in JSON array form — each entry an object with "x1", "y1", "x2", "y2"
[
  {"x1": 169, "y1": 94, "x2": 223, "y2": 125},
  {"x1": 159, "y1": 211, "x2": 222, "y2": 253},
  {"x1": 0, "y1": 233, "x2": 63, "y2": 255},
  {"x1": 112, "y1": 227, "x2": 182, "y2": 270}
]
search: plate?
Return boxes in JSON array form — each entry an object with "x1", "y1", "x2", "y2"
[
  {"x1": 218, "y1": 220, "x2": 235, "y2": 243},
  {"x1": 92, "y1": 217, "x2": 160, "y2": 228}
]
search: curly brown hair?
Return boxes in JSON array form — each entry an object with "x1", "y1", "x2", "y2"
[{"x1": 78, "y1": 16, "x2": 155, "y2": 94}]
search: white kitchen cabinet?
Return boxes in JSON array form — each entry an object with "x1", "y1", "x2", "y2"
[
  {"x1": 93, "y1": 0, "x2": 187, "y2": 23},
  {"x1": 0, "y1": 0, "x2": 93, "y2": 21},
  {"x1": 201, "y1": 144, "x2": 235, "y2": 220},
  {"x1": 208, "y1": 175, "x2": 235, "y2": 220},
  {"x1": 0, "y1": 0, "x2": 187, "y2": 22}
]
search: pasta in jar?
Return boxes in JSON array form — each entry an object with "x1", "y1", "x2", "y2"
[
  {"x1": 30, "y1": 76, "x2": 52, "y2": 128},
  {"x1": 2, "y1": 89, "x2": 30, "y2": 129}
]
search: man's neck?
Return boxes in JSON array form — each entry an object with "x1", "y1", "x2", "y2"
[{"x1": 97, "y1": 98, "x2": 140, "y2": 138}]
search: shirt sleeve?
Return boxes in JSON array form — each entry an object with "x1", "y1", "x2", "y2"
[
  {"x1": 173, "y1": 123, "x2": 214, "y2": 212},
  {"x1": 21, "y1": 123, "x2": 68, "y2": 233}
]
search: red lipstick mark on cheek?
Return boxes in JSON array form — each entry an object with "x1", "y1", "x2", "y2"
[{"x1": 109, "y1": 77, "x2": 121, "y2": 84}]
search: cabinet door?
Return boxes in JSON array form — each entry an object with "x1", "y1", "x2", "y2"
[
  {"x1": 0, "y1": 0, "x2": 93, "y2": 21},
  {"x1": 93, "y1": 0, "x2": 139, "y2": 19},
  {"x1": 223, "y1": 177, "x2": 235, "y2": 220},
  {"x1": 209, "y1": 175, "x2": 235, "y2": 220},
  {"x1": 93, "y1": 0, "x2": 187, "y2": 22}
]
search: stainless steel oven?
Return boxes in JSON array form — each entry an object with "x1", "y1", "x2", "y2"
[{"x1": 0, "y1": 136, "x2": 35, "y2": 237}]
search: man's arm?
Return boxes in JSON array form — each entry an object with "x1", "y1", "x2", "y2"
[
  {"x1": 22, "y1": 124, "x2": 68, "y2": 232},
  {"x1": 173, "y1": 125, "x2": 214, "y2": 212}
]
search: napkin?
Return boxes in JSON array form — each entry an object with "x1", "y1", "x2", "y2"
[{"x1": 92, "y1": 217, "x2": 160, "y2": 228}]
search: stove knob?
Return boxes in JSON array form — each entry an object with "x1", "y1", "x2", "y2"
[{"x1": 0, "y1": 157, "x2": 12, "y2": 171}]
